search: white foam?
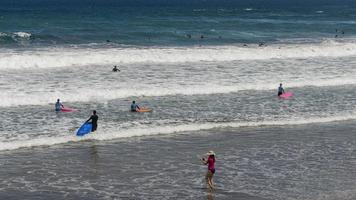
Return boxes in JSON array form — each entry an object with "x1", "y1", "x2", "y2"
[
  {"x1": 1, "y1": 40, "x2": 356, "y2": 70},
  {"x1": 13, "y1": 32, "x2": 31, "y2": 38},
  {"x1": 1, "y1": 77, "x2": 356, "y2": 107},
  {"x1": 0, "y1": 114, "x2": 355, "y2": 151}
]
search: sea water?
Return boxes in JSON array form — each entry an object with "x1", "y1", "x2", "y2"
[{"x1": 1, "y1": 0, "x2": 356, "y2": 199}]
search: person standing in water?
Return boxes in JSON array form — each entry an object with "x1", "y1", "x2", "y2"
[
  {"x1": 202, "y1": 150, "x2": 216, "y2": 191},
  {"x1": 130, "y1": 101, "x2": 140, "y2": 112},
  {"x1": 55, "y1": 99, "x2": 64, "y2": 112},
  {"x1": 278, "y1": 83, "x2": 285, "y2": 96},
  {"x1": 86, "y1": 110, "x2": 98, "y2": 132}
]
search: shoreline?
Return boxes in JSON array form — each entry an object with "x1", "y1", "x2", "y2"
[{"x1": 1, "y1": 120, "x2": 355, "y2": 199}]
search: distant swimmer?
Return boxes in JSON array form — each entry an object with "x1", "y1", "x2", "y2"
[
  {"x1": 278, "y1": 83, "x2": 285, "y2": 96},
  {"x1": 86, "y1": 110, "x2": 98, "y2": 132},
  {"x1": 200, "y1": 35, "x2": 204, "y2": 39},
  {"x1": 201, "y1": 150, "x2": 216, "y2": 191},
  {"x1": 259, "y1": 42, "x2": 265, "y2": 47},
  {"x1": 112, "y1": 65, "x2": 120, "y2": 72},
  {"x1": 55, "y1": 99, "x2": 64, "y2": 112},
  {"x1": 130, "y1": 101, "x2": 140, "y2": 112},
  {"x1": 186, "y1": 34, "x2": 191, "y2": 39}
]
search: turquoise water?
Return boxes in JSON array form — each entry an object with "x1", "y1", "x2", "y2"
[
  {"x1": 2, "y1": 1, "x2": 356, "y2": 199},
  {"x1": 1, "y1": 0, "x2": 356, "y2": 47}
]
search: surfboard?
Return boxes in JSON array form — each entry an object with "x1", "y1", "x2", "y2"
[
  {"x1": 61, "y1": 106, "x2": 77, "y2": 112},
  {"x1": 280, "y1": 91, "x2": 293, "y2": 99},
  {"x1": 136, "y1": 108, "x2": 152, "y2": 113},
  {"x1": 76, "y1": 122, "x2": 92, "y2": 136}
]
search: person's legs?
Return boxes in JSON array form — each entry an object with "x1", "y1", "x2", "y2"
[
  {"x1": 92, "y1": 124, "x2": 97, "y2": 132},
  {"x1": 207, "y1": 171, "x2": 214, "y2": 190},
  {"x1": 205, "y1": 171, "x2": 209, "y2": 188}
]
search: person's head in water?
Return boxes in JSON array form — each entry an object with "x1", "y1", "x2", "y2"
[{"x1": 93, "y1": 110, "x2": 96, "y2": 115}]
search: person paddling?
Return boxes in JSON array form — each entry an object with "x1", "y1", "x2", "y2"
[
  {"x1": 112, "y1": 65, "x2": 120, "y2": 72},
  {"x1": 201, "y1": 150, "x2": 216, "y2": 191}
]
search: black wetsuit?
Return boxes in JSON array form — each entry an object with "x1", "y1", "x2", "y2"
[
  {"x1": 87, "y1": 114, "x2": 98, "y2": 132},
  {"x1": 278, "y1": 86, "x2": 285, "y2": 96}
]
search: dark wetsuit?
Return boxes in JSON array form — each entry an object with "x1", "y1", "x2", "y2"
[
  {"x1": 278, "y1": 86, "x2": 285, "y2": 96},
  {"x1": 87, "y1": 114, "x2": 98, "y2": 132},
  {"x1": 131, "y1": 103, "x2": 139, "y2": 112},
  {"x1": 55, "y1": 102, "x2": 63, "y2": 112}
]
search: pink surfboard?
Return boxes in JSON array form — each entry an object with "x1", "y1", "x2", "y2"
[
  {"x1": 61, "y1": 106, "x2": 77, "y2": 112},
  {"x1": 280, "y1": 91, "x2": 293, "y2": 99}
]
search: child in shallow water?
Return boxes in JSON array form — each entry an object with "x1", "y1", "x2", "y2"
[{"x1": 201, "y1": 150, "x2": 216, "y2": 191}]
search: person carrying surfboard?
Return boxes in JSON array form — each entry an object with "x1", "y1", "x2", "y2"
[
  {"x1": 201, "y1": 150, "x2": 216, "y2": 191},
  {"x1": 130, "y1": 101, "x2": 140, "y2": 112},
  {"x1": 55, "y1": 99, "x2": 64, "y2": 112},
  {"x1": 85, "y1": 110, "x2": 98, "y2": 132},
  {"x1": 278, "y1": 83, "x2": 285, "y2": 96}
]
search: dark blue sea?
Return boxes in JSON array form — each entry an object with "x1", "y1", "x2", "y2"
[
  {"x1": 1, "y1": 0, "x2": 356, "y2": 46},
  {"x1": 1, "y1": 0, "x2": 356, "y2": 199}
]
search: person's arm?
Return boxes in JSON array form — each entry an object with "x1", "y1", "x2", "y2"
[
  {"x1": 201, "y1": 157, "x2": 208, "y2": 165},
  {"x1": 86, "y1": 116, "x2": 93, "y2": 123},
  {"x1": 282, "y1": 88, "x2": 285, "y2": 93},
  {"x1": 60, "y1": 103, "x2": 64, "y2": 108},
  {"x1": 136, "y1": 105, "x2": 140, "y2": 110}
]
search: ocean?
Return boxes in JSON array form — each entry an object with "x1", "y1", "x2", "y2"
[{"x1": 1, "y1": 0, "x2": 356, "y2": 199}]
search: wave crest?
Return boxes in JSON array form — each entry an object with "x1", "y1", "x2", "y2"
[{"x1": 0, "y1": 40, "x2": 356, "y2": 70}]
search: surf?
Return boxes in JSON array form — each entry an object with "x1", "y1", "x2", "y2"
[
  {"x1": 1, "y1": 40, "x2": 356, "y2": 70},
  {"x1": 1, "y1": 114, "x2": 356, "y2": 151}
]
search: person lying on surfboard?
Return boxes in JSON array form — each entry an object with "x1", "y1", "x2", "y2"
[
  {"x1": 55, "y1": 99, "x2": 64, "y2": 112},
  {"x1": 278, "y1": 83, "x2": 285, "y2": 96},
  {"x1": 130, "y1": 101, "x2": 140, "y2": 112}
]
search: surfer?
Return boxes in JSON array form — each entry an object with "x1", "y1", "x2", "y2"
[
  {"x1": 130, "y1": 101, "x2": 140, "y2": 112},
  {"x1": 112, "y1": 65, "x2": 120, "y2": 72},
  {"x1": 278, "y1": 83, "x2": 285, "y2": 96},
  {"x1": 86, "y1": 110, "x2": 98, "y2": 132},
  {"x1": 55, "y1": 99, "x2": 64, "y2": 112},
  {"x1": 201, "y1": 151, "x2": 216, "y2": 191}
]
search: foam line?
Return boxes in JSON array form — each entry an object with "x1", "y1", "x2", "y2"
[
  {"x1": 1, "y1": 40, "x2": 356, "y2": 70},
  {"x1": 2, "y1": 78, "x2": 356, "y2": 107},
  {"x1": 0, "y1": 114, "x2": 355, "y2": 151}
]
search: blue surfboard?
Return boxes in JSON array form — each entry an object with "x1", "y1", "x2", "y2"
[{"x1": 76, "y1": 122, "x2": 92, "y2": 136}]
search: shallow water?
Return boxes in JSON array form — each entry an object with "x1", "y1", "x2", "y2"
[{"x1": 1, "y1": 121, "x2": 356, "y2": 200}]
